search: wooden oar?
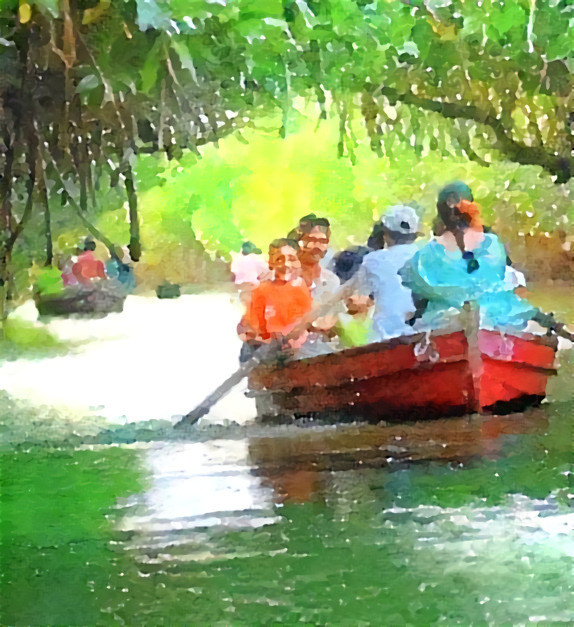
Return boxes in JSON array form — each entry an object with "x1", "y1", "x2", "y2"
[
  {"x1": 175, "y1": 278, "x2": 357, "y2": 428},
  {"x1": 532, "y1": 309, "x2": 574, "y2": 342}
]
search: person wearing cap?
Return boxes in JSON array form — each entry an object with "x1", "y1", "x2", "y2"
[
  {"x1": 399, "y1": 182, "x2": 536, "y2": 331},
  {"x1": 231, "y1": 241, "x2": 269, "y2": 304},
  {"x1": 353, "y1": 205, "x2": 422, "y2": 340}
]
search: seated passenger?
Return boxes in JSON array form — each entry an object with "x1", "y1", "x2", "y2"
[
  {"x1": 60, "y1": 254, "x2": 79, "y2": 287},
  {"x1": 399, "y1": 182, "x2": 536, "y2": 331},
  {"x1": 72, "y1": 238, "x2": 106, "y2": 286},
  {"x1": 333, "y1": 246, "x2": 371, "y2": 283},
  {"x1": 106, "y1": 245, "x2": 136, "y2": 293},
  {"x1": 296, "y1": 217, "x2": 342, "y2": 358},
  {"x1": 335, "y1": 294, "x2": 376, "y2": 349},
  {"x1": 231, "y1": 241, "x2": 269, "y2": 305},
  {"x1": 354, "y1": 205, "x2": 422, "y2": 340},
  {"x1": 289, "y1": 213, "x2": 336, "y2": 271},
  {"x1": 331, "y1": 218, "x2": 388, "y2": 284},
  {"x1": 298, "y1": 217, "x2": 340, "y2": 300},
  {"x1": 237, "y1": 238, "x2": 312, "y2": 363}
]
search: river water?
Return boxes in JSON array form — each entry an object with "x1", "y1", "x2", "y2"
[{"x1": 1, "y1": 288, "x2": 573, "y2": 624}]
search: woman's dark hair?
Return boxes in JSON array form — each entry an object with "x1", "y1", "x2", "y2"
[
  {"x1": 334, "y1": 246, "x2": 370, "y2": 282},
  {"x1": 436, "y1": 182, "x2": 474, "y2": 232},
  {"x1": 436, "y1": 182, "x2": 482, "y2": 273},
  {"x1": 367, "y1": 222, "x2": 386, "y2": 251},
  {"x1": 83, "y1": 238, "x2": 96, "y2": 252}
]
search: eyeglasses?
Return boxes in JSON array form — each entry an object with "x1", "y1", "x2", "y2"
[{"x1": 462, "y1": 251, "x2": 480, "y2": 273}]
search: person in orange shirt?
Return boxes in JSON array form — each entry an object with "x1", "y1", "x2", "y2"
[
  {"x1": 238, "y1": 238, "x2": 312, "y2": 363},
  {"x1": 72, "y1": 238, "x2": 106, "y2": 286}
]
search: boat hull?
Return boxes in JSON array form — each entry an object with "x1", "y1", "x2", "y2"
[
  {"x1": 248, "y1": 329, "x2": 558, "y2": 423},
  {"x1": 35, "y1": 284, "x2": 126, "y2": 317}
]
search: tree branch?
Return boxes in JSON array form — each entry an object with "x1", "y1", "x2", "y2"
[
  {"x1": 41, "y1": 144, "x2": 116, "y2": 253},
  {"x1": 376, "y1": 85, "x2": 573, "y2": 182}
]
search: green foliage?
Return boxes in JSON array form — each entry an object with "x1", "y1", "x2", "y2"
[
  {"x1": 33, "y1": 266, "x2": 63, "y2": 296},
  {"x1": 1, "y1": 0, "x2": 574, "y2": 307},
  {"x1": 0, "y1": 317, "x2": 68, "y2": 360},
  {"x1": 132, "y1": 114, "x2": 573, "y2": 266}
]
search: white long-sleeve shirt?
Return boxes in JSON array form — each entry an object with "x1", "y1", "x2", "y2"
[{"x1": 355, "y1": 244, "x2": 419, "y2": 340}]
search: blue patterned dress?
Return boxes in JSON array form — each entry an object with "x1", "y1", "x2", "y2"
[{"x1": 399, "y1": 233, "x2": 535, "y2": 330}]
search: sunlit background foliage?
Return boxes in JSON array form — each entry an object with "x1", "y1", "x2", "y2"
[{"x1": 1, "y1": 0, "x2": 573, "y2": 304}]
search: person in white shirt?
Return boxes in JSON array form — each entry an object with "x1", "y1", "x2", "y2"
[
  {"x1": 288, "y1": 213, "x2": 338, "y2": 273},
  {"x1": 354, "y1": 205, "x2": 422, "y2": 341},
  {"x1": 295, "y1": 217, "x2": 343, "y2": 358},
  {"x1": 230, "y1": 241, "x2": 268, "y2": 303}
]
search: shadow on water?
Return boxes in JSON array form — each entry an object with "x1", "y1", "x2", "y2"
[{"x1": 247, "y1": 408, "x2": 552, "y2": 499}]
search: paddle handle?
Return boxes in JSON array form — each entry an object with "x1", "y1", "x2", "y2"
[
  {"x1": 533, "y1": 309, "x2": 574, "y2": 342},
  {"x1": 176, "y1": 347, "x2": 275, "y2": 428}
]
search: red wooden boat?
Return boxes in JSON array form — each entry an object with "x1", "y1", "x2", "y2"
[{"x1": 248, "y1": 313, "x2": 558, "y2": 423}]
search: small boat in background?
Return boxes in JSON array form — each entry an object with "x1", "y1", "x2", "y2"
[
  {"x1": 248, "y1": 311, "x2": 558, "y2": 423},
  {"x1": 35, "y1": 283, "x2": 126, "y2": 317}
]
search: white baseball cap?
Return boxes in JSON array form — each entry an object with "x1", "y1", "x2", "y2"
[{"x1": 380, "y1": 205, "x2": 420, "y2": 235}]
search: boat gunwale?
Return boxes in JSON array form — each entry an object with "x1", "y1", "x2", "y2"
[{"x1": 249, "y1": 326, "x2": 558, "y2": 396}]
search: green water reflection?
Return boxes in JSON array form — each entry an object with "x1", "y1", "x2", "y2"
[
  {"x1": 1, "y1": 281, "x2": 573, "y2": 624},
  {"x1": 1, "y1": 448, "x2": 146, "y2": 624},
  {"x1": 1, "y1": 387, "x2": 573, "y2": 623}
]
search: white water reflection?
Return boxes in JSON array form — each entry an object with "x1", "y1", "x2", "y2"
[
  {"x1": 385, "y1": 493, "x2": 574, "y2": 545},
  {"x1": 118, "y1": 439, "x2": 279, "y2": 538},
  {"x1": 1, "y1": 294, "x2": 257, "y2": 425},
  {"x1": 383, "y1": 491, "x2": 574, "y2": 620}
]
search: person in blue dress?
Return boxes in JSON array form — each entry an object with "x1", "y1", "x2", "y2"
[{"x1": 399, "y1": 182, "x2": 537, "y2": 331}]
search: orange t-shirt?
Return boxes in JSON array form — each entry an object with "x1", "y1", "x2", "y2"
[
  {"x1": 244, "y1": 280, "x2": 312, "y2": 340},
  {"x1": 73, "y1": 251, "x2": 106, "y2": 285}
]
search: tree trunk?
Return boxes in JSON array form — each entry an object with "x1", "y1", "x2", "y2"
[
  {"x1": 0, "y1": 134, "x2": 37, "y2": 339},
  {"x1": 0, "y1": 134, "x2": 14, "y2": 234},
  {"x1": 0, "y1": 253, "x2": 10, "y2": 342},
  {"x1": 124, "y1": 163, "x2": 141, "y2": 261},
  {"x1": 38, "y1": 164, "x2": 53, "y2": 266}
]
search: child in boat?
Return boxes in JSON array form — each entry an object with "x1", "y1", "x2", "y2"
[
  {"x1": 335, "y1": 294, "x2": 376, "y2": 349},
  {"x1": 72, "y1": 238, "x2": 106, "y2": 286},
  {"x1": 237, "y1": 238, "x2": 312, "y2": 363}
]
